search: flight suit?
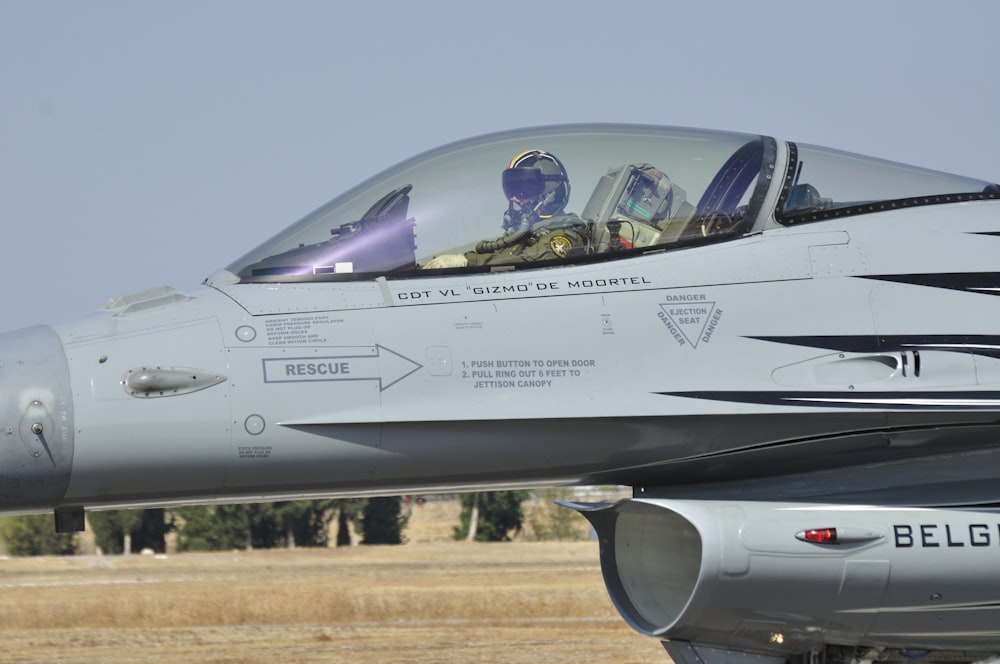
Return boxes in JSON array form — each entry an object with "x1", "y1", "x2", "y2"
[{"x1": 464, "y1": 214, "x2": 591, "y2": 266}]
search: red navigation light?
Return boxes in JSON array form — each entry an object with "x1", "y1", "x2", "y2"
[
  {"x1": 802, "y1": 528, "x2": 837, "y2": 544},
  {"x1": 796, "y1": 526, "x2": 884, "y2": 545}
]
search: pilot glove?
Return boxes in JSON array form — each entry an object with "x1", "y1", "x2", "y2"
[{"x1": 423, "y1": 254, "x2": 469, "y2": 269}]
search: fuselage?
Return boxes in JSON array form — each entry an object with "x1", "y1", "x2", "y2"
[{"x1": 1, "y1": 124, "x2": 998, "y2": 514}]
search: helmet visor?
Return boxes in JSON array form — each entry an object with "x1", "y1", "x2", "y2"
[{"x1": 502, "y1": 167, "x2": 549, "y2": 201}]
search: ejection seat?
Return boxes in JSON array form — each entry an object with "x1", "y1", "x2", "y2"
[{"x1": 582, "y1": 163, "x2": 695, "y2": 253}]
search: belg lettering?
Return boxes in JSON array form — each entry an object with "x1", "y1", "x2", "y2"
[{"x1": 893, "y1": 523, "x2": 994, "y2": 548}]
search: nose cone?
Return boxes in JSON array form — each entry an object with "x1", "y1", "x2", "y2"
[{"x1": 0, "y1": 325, "x2": 74, "y2": 512}]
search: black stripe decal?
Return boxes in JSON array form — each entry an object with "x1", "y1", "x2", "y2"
[
  {"x1": 862, "y1": 272, "x2": 1000, "y2": 296},
  {"x1": 661, "y1": 390, "x2": 1000, "y2": 410},
  {"x1": 748, "y1": 335, "x2": 1000, "y2": 360}
]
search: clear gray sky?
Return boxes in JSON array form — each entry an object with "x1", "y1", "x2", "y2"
[{"x1": 2, "y1": 1, "x2": 998, "y2": 331}]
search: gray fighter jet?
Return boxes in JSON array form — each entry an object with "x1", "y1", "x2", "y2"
[{"x1": 3, "y1": 124, "x2": 1000, "y2": 664}]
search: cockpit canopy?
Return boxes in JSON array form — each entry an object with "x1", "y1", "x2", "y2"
[
  {"x1": 778, "y1": 142, "x2": 998, "y2": 222},
  {"x1": 227, "y1": 124, "x2": 997, "y2": 283}
]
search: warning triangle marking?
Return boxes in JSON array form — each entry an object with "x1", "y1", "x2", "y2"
[{"x1": 659, "y1": 302, "x2": 716, "y2": 348}]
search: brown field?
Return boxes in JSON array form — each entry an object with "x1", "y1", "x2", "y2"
[
  {"x1": 0, "y1": 497, "x2": 667, "y2": 663},
  {"x1": 0, "y1": 542, "x2": 666, "y2": 663}
]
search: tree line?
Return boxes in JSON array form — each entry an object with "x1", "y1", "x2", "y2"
[{"x1": 0, "y1": 490, "x2": 578, "y2": 556}]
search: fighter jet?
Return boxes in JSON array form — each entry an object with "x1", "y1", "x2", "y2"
[{"x1": 2, "y1": 124, "x2": 1000, "y2": 664}]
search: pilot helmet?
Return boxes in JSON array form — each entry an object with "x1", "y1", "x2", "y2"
[{"x1": 501, "y1": 149, "x2": 570, "y2": 218}]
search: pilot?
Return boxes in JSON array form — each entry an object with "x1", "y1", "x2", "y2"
[{"x1": 423, "y1": 150, "x2": 590, "y2": 268}]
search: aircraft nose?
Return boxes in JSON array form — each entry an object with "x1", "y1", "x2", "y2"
[{"x1": 0, "y1": 325, "x2": 75, "y2": 511}]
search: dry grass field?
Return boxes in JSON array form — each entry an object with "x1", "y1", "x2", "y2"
[
  {"x1": 0, "y1": 542, "x2": 667, "y2": 663},
  {"x1": 0, "y1": 496, "x2": 667, "y2": 663}
]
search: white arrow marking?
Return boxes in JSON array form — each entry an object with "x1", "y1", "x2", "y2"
[{"x1": 262, "y1": 345, "x2": 422, "y2": 392}]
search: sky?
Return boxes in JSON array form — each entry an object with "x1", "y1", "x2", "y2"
[{"x1": 2, "y1": 0, "x2": 998, "y2": 331}]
